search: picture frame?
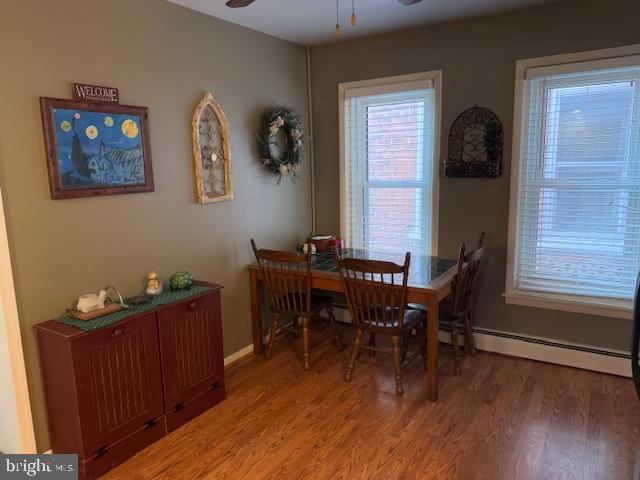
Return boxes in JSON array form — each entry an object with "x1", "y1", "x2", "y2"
[
  {"x1": 192, "y1": 92, "x2": 233, "y2": 204},
  {"x1": 40, "y1": 97, "x2": 154, "y2": 199}
]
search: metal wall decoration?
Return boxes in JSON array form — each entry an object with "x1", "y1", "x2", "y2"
[
  {"x1": 192, "y1": 91, "x2": 233, "y2": 203},
  {"x1": 444, "y1": 106, "x2": 503, "y2": 177}
]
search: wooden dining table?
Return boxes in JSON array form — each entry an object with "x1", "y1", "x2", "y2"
[{"x1": 248, "y1": 248, "x2": 458, "y2": 401}]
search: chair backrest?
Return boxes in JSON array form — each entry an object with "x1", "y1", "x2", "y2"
[
  {"x1": 333, "y1": 248, "x2": 411, "y2": 332},
  {"x1": 451, "y1": 235, "x2": 488, "y2": 317},
  {"x1": 478, "y1": 231, "x2": 487, "y2": 248},
  {"x1": 251, "y1": 239, "x2": 312, "y2": 315}
]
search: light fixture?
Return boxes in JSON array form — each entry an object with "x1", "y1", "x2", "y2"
[
  {"x1": 351, "y1": 0, "x2": 357, "y2": 26},
  {"x1": 335, "y1": 0, "x2": 342, "y2": 36}
]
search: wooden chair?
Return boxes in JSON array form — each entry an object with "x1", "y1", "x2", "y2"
[
  {"x1": 251, "y1": 239, "x2": 343, "y2": 370},
  {"x1": 407, "y1": 232, "x2": 487, "y2": 374},
  {"x1": 333, "y1": 248, "x2": 424, "y2": 396},
  {"x1": 444, "y1": 234, "x2": 487, "y2": 373},
  {"x1": 457, "y1": 232, "x2": 487, "y2": 357}
]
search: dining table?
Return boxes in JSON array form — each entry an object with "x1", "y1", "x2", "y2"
[{"x1": 248, "y1": 248, "x2": 458, "y2": 401}]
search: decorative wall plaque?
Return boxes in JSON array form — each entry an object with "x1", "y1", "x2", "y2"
[
  {"x1": 72, "y1": 83, "x2": 120, "y2": 103},
  {"x1": 192, "y1": 92, "x2": 233, "y2": 203},
  {"x1": 444, "y1": 106, "x2": 503, "y2": 177}
]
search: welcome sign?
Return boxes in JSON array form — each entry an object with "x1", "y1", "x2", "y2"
[{"x1": 72, "y1": 83, "x2": 119, "y2": 104}]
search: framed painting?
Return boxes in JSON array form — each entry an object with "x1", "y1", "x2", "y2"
[{"x1": 40, "y1": 97, "x2": 154, "y2": 199}]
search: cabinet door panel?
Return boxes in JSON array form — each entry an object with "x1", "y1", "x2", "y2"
[
  {"x1": 158, "y1": 292, "x2": 223, "y2": 410},
  {"x1": 72, "y1": 312, "x2": 165, "y2": 457}
]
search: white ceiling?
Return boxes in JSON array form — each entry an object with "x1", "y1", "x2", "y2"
[{"x1": 167, "y1": 0, "x2": 557, "y2": 45}]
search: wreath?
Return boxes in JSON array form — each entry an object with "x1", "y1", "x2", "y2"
[{"x1": 257, "y1": 106, "x2": 304, "y2": 182}]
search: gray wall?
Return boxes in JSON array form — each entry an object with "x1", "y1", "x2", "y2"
[
  {"x1": 310, "y1": 0, "x2": 640, "y2": 351},
  {"x1": 0, "y1": 0, "x2": 311, "y2": 450}
]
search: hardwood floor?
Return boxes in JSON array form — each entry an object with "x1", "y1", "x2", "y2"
[{"x1": 104, "y1": 327, "x2": 640, "y2": 480}]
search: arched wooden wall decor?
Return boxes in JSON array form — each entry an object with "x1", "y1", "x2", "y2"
[
  {"x1": 192, "y1": 92, "x2": 233, "y2": 203},
  {"x1": 444, "y1": 106, "x2": 503, "y2": 178}
]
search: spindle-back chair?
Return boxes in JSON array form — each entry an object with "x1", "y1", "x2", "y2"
[
  {"x1": 251, "y1": 239, "x2": 342, "y2": 370},
  {"x1": 333, "y1": 248, "x2": 424, "y2": 396}
]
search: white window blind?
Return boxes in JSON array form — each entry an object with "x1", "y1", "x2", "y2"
[
  {"x1": 514, "y1": 63, "x2": 640, "y2": 301},
  {"x1": 343, "y1": 85, "x2": 436, "y2": 257}
]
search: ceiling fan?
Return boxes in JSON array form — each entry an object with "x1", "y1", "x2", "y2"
[{"x1": 225, "y1": 0, "x2": 423, "y2": 7}]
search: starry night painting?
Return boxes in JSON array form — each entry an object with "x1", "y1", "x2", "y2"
[{"x1": 41, "y1": 98, "x2": 154, "y2": 199}]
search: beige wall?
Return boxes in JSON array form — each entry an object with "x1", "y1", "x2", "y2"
[
  {"x1": 0, "y1": 0, "x2": 311, "y2": 450},
  {"x1": 310, "y1": 0, "x2": 640, "y2": 352},
  {"x1": 0, "y1": 307, "x2": 21, "y2": 453}
]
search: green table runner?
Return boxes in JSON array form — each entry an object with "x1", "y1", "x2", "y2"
[{"x1": 55, "y1": 285, "x2": 214, "y2": 332}]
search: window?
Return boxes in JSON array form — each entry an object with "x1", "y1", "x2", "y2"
[
  {"x1": 506, "y1": 48, "x2": 640, "y2": 317},
  {"x1": 339, "y1": 73, "x2": 440, "y2": 257}
]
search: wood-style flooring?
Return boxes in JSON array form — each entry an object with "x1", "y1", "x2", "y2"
[{"x1": 104, "y1": 326, "x2": 640, "y2": 480}]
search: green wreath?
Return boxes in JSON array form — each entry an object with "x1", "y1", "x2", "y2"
[{"x1": 257, "y1": 106, "x2": 304, "y2": 182}]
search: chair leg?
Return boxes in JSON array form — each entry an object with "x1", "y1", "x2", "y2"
[
  {"x1": 418, "y1": 313, "x2": 427, "y2": 362},
  {"x1": 368, "y1": 332, "x2": 376, "y2": 356},
  {"x1": 464, "y1": 313, "x2": 476, "y2": 356},
  {"x1": 302, "y1": 316, "x2": 310, "y2": 371},
  {"x1": 391, "y1": 336, "x2": 404, "y2": 396},
  {"x1": 327, "y1": 307, "x2": 343, "y2": 351},
  {"x1": 417, "y1": 322, "x2": 426, "y2": 360},
  {"x1": 265, "y1": 313, "x2": 280, "y2": 359},
  {"x1": 450, "y1": 318, "x2": 461, "y2": 375},
  {"x1": 345, "y1": 328, "x2": 364, "y2": 382},
  {"x1": 400, "y1": 334, "x2": 410, "y2": 363},
  {"x1": 292, "y1": 317, "x2": 300, "y2": 339}
]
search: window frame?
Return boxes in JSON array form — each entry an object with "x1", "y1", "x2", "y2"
[
  {"x1": 338, "y1": 71, "x2": 442, "y2": 256},
  {"x1": 505, "y1": 45, "x2": 640, "y2": 320}
]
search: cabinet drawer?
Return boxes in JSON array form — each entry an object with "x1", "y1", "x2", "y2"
[
  {"x1": 82, "y1": 416, "x2": 166, "y2": 480},
  {"x1": 158, "y1": 291, "x2": 224, "y2": 411},
  {"x1": 71, "y1": 312, "x2": 165, "y2": 458},
  {"x1": 166, "y1": 380, "x2": 225, "y2": 433}
]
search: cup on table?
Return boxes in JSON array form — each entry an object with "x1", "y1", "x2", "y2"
[{"x1": 302, "y1": 243, "x2": 317, "y2": 255}]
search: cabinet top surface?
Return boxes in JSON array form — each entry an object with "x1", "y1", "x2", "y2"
[{"x1": 35, "y1": 281, "x2": 222, "y2": 339}]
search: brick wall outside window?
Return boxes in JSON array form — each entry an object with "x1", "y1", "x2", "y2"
[{"x1": 365, "y1": 102, "x2": 425, "y2": 255}]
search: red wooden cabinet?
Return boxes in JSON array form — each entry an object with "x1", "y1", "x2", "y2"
[
  {"x1": 158, "y1": 293, "x2": 225, "y2": 431},
  {"x1": 35, "y1": 283, "x2": 225, "y2": 480},
  {"x1": 73, "y1": 312, "x2": 165, "y2": 455}
]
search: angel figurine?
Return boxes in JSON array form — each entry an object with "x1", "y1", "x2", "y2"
[{"x1": 146, "y1": 271, "x2": 163, "y2": 296}]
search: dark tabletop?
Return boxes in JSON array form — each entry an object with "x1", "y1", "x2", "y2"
[{"x1": 311, "y1": 249, "x2": 457, "y2": 288}]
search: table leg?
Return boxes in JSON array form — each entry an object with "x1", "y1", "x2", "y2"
[
  {"x1": 250, "y1": 269, "x2": 263, "y2": 355},
  {"x1": 426, "y1": 295, "x2": 439, "y2": 401}
]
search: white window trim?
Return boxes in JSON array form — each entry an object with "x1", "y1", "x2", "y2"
[
  {"x1": 338, "y1": 71, "x2": 442, "y2": 255},
  {"x1": 505, "y1": 44, "x2": 640, "y2": 320}
]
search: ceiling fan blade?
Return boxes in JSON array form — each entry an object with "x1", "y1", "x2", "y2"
[
  {"x1": 397, "y1": 0, "x2": 423, "y2": 5},
  {"x1": 225, "y1": 0, "x2": 255, "y2": 7}
]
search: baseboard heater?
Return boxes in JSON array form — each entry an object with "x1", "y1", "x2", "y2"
[{"x1": 472, "y1": 327, "x2": 630, "y2": 360}]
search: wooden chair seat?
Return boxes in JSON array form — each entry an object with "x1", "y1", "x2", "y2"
[
  {"x1": 359, "y1": 307, "x2": 423, "y2": 331},
  {"x1": 408, "y1": 298, "x2": 452, "y2": 321}
]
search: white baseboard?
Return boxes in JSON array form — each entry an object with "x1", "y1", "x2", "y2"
[
  {"x1": 224, "y1": 344, "x2": 254, "y2": 366},
  {"x1": 439, "y1": 328, "x2": 632, "y2": 378}
]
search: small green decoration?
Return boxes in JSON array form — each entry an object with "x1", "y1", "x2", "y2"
[
  {"x1": 257, "y1": 105, "x2": 304, "y2": 183},
  {"x1": 170, "y1": 271, "x2": 193, "y2": 291}
]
